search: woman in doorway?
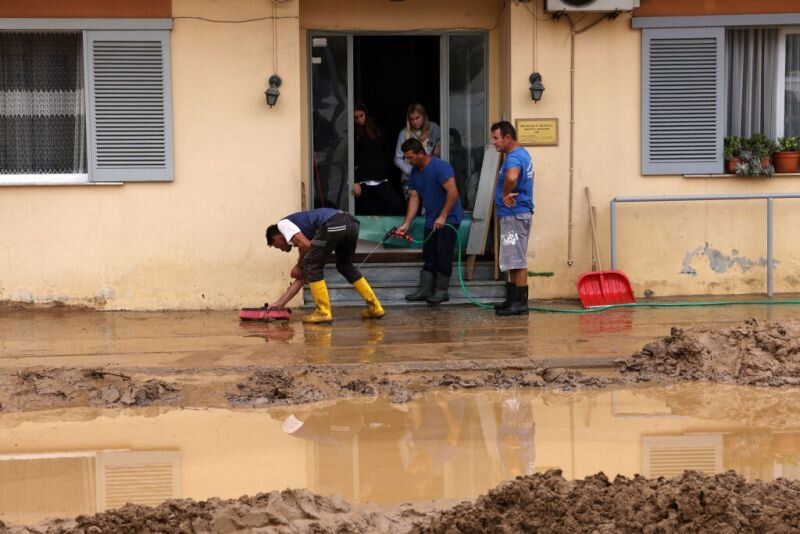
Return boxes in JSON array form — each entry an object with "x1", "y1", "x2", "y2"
[
  {"x1": 353, "y1": 102, "x2": 406, "y2": 216},
  {"x1": 394, "y1": 103, "x2": 442, "y2": 190}
]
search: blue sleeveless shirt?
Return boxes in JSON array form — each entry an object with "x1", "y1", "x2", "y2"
[{"x1": 284, "y1": 208, "x2": 339, "y2": 239}]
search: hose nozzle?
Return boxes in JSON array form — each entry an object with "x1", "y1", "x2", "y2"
[{"x1": 385, "y1": 226, "x2": 413, "y2": 243}]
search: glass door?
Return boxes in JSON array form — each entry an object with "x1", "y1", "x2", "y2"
[
  {"x1": 309, "y1": 34, "x2": 353, "y2": 212},
  {"x1": 445, "y1": 33, "x2": 487, "y2": 212},
  {"x1": 308, "y1": 32, "x2": 487, "y2": 218}
]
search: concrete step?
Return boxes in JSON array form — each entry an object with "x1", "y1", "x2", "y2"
[
  {"x1": 303, "y1": 279, "x2": 505, "y2": 307},
  {"x1": 322, "y1": 262, "x2": 496, "y2": 285}
]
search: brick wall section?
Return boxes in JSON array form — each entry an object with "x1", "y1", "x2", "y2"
[
  {"x1": 635, "y1": 0, "x2": 800, "y2": 16},
  {"x1": 0, "y1": 0, "x2": 171, "y2": 18}
]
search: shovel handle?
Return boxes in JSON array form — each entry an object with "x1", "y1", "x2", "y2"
[{"x1": 585, "y1": 187, "x2": 603, "y2": 271}]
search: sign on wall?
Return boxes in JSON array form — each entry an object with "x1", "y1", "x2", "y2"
[{"x1": 515, "y1": 118, "x2": 558, "y2": 146}]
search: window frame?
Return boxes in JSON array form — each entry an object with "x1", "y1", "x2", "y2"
[
  {"x1": 0, "y1": 18, "x2": 172, "y2": 185},
  {"x1": 776, "y1": 27, "x2": 800, "y2": 138},
  {"x1": 0, "y1": 29, "x2": 89, "y2": 185},
  {"x1": 638, "y1": 19, "x2": 800, "y2": 176}
]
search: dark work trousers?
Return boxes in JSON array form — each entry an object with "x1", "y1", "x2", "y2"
[
  {"x1": 422, "y1": 223, "x2": 460, "y2": 277},
  {"x1": 354, "y1": 181, "x2": 406, "y2": 216},
  {"x1": 302, "y1": 212, "x2": 362, "y2": 283}
]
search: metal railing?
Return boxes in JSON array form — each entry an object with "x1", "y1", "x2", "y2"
[{"x1": 610, "y1": 193, "x2": 800, "y2": 297}]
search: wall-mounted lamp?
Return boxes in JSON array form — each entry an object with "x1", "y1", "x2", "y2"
[
  {"x1": 265, "y1": 74, "x2": 282, "y2": 108},
  {"x1": 529, "y1": 72, "x2": 545, "y2": 102}
]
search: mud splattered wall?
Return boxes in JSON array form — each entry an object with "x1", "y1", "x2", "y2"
[{"x1": 0, "y1": 0, "x2": 171, "y2": 18}]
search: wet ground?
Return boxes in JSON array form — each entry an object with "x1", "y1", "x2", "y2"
[
  {"x1": 4, "y1": 304, "x2": 800, "y2": 531},
  {"x1": 2, "y1": 300, "x2": 800, "y2": 369},
  {"x1": 3, "y1": 383, "x2": 800, "y2": 527}
]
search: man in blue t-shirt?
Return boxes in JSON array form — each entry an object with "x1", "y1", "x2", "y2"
[
  {"x1": 491, "y1": 121, "x2": 534, "y2": 316},
  {"x1": 397, "y1": 138, "x2": 464, "y2": 304}
]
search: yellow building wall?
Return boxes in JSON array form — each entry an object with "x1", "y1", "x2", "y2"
[
  {"x1": 0, "y1": 0, "x2": 797, "y2": 310},
  {"x1": 0, "y1": 408, "x2": 308, "y2": 524},
  {"x1": 0, "y1": 0, "x2": 303, "y2": 310},
  {"x1": 505, "y1": 2, "x2": 800, "y2": 299}
]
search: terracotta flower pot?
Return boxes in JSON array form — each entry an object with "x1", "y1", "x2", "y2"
[
  {"x1": 773, "y1": 151, "x2": 800, "y2": 174},
  {"x1": 725, "y1": 157, "x2": 741, "y2": 174},
  {"x1": 761, "y1": 156, "x2": 771, "y2": 169}
]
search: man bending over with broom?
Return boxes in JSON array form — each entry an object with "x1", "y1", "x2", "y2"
[{"x1": 266, "y1": 208, "x2": 385, "y2": 323}]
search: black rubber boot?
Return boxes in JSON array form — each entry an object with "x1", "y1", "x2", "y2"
[
  {"x1": 496, "y1": 285, "x2": 529, "y2": 316},
  {"x1": 427, "y1": 273, "x2": 451, "y2": 304},
  {"x1": 494, "y1": 282, "x2": 516, "y2": 311},
  {"x1": 406, "y1": 270, "x2": 435, "y2": 301}
]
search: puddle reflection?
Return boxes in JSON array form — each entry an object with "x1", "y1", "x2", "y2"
[{"x1": 3, "y1": 383, "x2": 800, "y2": 525}]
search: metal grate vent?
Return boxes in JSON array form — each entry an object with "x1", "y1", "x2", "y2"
[
  {"x1": 648, "y1": 38, "x2": 718, "y2": 163},
  {"x1": 104, "y1": 462, "x2": 175, "y2": 509},
  {"x1": 642, "y1": 28, "x2": 724, "y2": 175},
  {"x1": 643, "y1": 435, "x2": 723, "y2": 478},
  {"x1": 97, "y1": 451, "x2": 180, "y2": 511},
  {"x1": 91, "y1": 40, "x2": 167, "y2": 169}
]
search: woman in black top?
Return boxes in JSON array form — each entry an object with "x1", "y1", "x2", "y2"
[{"x1": 353, "y1": 103, "x2": 405, "y2": 216}]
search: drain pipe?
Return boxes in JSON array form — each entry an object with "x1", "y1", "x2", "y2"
[
  {"x1": 564, "y1": 14, "x2": 609, "y2": 267},
  {"x1": 567, "y1": 19, "x2": 576, "y2": 266}
]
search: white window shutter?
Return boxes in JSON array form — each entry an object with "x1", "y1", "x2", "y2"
[
  {"x1": 86, "y1": 30, "x2": 173, "y2": 182},
  {"x1": 642, "y1": 28, "x2": 725, "y2": 175}
]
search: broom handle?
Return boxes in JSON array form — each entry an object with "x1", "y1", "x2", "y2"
[{"x1": 585, "y1": 187, "x2": 603, "y2": 271}]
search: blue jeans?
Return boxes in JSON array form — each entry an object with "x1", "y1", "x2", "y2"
[{"x1": 422, "y1": 224, "x2": 459, "y2": 277}]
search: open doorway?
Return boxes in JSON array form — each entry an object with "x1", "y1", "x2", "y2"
[
  {"x1": 309, "y1": 32, "x2": 487, "y2": 258},
  {"x1": 354, "y1": 34, "x2": 440, "y2": 195},
  {"x1": 353, "y1": 35, "x2": 439, "y2": 221}
]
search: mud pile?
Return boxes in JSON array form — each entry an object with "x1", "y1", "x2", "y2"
[
  {"x1": 226, "y1": 365, "x2": 613, "y2": 407},
  {"x1": 418, "y1": 469, "x2": 800, "y2": 533},
  {"x1": 0, "y1": 489, "x2": 433, "y2": 534},
  {"x1": 4, "y1": 471, "x2": 799, "y2": 533},
  {"x1": 0, "y1": 368, "x2": 180, "y2": 412},
  {"x1": 6, "y1": 318, "x2": 800, "y2": 413},
  {"x1": 621, "y1": 318, "x2": 800, "y2": 386}
]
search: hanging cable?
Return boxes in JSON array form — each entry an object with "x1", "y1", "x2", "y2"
[{"x1": 272, "y1": 0, "x2": 278, "y2": 74}]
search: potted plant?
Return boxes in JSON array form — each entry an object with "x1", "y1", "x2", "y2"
[
  {"x1": 748, "y1": 133, "x2": 778, "y2": 169},
  {"x1": 773, "y1": 136, "x2": 800, "y2": 173},
  {"x1": 724, "y1": 136, "x2": 743, "y2": 174},
  {"x1": 734, "y1": 134, "x2": 776, "y2": 177}
]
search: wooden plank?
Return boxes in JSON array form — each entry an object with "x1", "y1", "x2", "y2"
[
  {"x1": 465, "y1": 255, "x2": 476, "y2": 280},
  {"x1": 466, "y1": 146, "x2": 502, "y2": 256},
  {"x1": 591, "y1": 206, "x2": 598, "y2": 271},
  {"x1": 493, "y1": 212, "x2": 500, "y2": 281}
]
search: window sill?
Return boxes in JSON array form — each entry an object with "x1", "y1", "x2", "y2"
[
  {"x1": 0, "y1": 174, "x2": 123, "y2": 187},
  {"x1": 684, "y1": 173, "x2": 800, "y2": 179}
]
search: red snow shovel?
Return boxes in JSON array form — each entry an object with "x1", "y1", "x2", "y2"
[{"x1": 577, "y1": 188, "x2": 635, "y2": 308}]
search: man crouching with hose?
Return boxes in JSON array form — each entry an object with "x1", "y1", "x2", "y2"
[{"x1": 266, "y1": 208, "x2": 384, "y2": 323}]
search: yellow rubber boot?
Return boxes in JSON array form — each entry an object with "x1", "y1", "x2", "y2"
[
  {"x1": 304, "y1": 280, "x2": 333, "y2": 323},
  {"x1": 353, "y1": 277, "x2": 385, "y2": 319}
]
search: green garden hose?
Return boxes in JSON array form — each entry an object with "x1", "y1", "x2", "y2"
[{"x1": 392, "y1": 224, "x2": 800, "y2": 314}]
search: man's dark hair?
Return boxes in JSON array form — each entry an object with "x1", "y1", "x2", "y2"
[
  {"x1": 400, "y1": 138, "x2": 426, "y2": 155},
  {"x1": 266, "y1": 224, "x2": 281, "y2": 244},
  {"x1": 491, "y1": 120, "x2": 517, "y2": 141}
]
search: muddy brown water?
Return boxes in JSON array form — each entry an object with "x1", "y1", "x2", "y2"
[
  {"x1": 3, "y1": 383, "x2": 800, "y2": 527},
  {"x1": 3, "y1": 302, "x2": 800, "y2": 369}
]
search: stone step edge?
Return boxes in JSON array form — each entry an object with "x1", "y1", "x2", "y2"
[{"x1": 307, "y1": 281, "x2": 504, "y2": 289}]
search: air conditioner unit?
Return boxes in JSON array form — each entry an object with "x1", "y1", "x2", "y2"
[{"x1": 546, "y1": 0, "x2": 639, "y2": 12}]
